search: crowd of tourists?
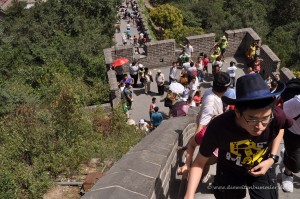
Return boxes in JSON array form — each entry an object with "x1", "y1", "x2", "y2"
[
  {"x1": 117, "y1": 0, "x2": 148, "y2": 55},
  {"x1": 111, "y1": 33, "x2": 300, "y2": 198},
  {"x1": 112, "y1": 12, "x2": 300, "y2": 196}
]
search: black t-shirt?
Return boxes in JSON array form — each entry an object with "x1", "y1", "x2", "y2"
[{"x1": 200, "y1": 107, "x2": 293, "y2": 173}]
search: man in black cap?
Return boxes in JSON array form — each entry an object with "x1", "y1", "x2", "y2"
[
  {"x1": 178, "y1": 72, "x2": 231, "y2": 184},
  {"x1": 185, "y1": 74, "x2": 293, "y2": 199}
]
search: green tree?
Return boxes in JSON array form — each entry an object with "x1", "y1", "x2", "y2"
[
  {"x1": 164, "y1": 25, "x2": 204, "y2": 44},
  {"x1": 223, "y1": 0, "x2": 270, "y2": 39},
  {"x1": 270, "y1": 0, "x2": 300, "y2": 28},
  {"x1": 268, "y1": 22, "x2": 300, "y2": 69},
  {"x1": 150, "y1": 4, "x2": 183, "y2": 29}
]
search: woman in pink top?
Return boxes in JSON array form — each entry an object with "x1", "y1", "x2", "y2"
[
  {"x1": 193, "y1": 91, "x2": 202, "y2": 106},
  {"x1": 202, "y1": 54, "x2": 209, "y2": 76}
]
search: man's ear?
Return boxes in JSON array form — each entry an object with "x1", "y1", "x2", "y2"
[{"x1": 235, "y1": 109, "x2": 241, "y2": 119}]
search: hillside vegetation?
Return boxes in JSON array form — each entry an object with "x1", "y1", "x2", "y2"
[{"x1": 0, "y1": 0, "x2": 144, "y2": 198}]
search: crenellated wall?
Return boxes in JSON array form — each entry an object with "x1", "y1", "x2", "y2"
[
  {"x1": 225, "y1": 28, "x2": 261, "y2": 58},
  {"x1": 138, "y1": 39, "x2": 176, "y2": 69},
  {"x1": 260, "y1": 45, "x2": 281, "y2": 79},
  {"x1": 186, "y1": 33, "x2": 216, "y2": 60}
]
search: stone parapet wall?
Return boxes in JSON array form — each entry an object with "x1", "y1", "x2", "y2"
[
  {"x1": 138, "y1": 39, "x2": 176, "y2": 69},
  {"x1": 225, "y1": 28, "x2": 261, "y2": 58},
  {"x1": 186, "y1": 33, "x2": 216, "y2": 60},
  {"x1": 260, "y1": 45, "x2": 280, "y2": 78},
  {"x1": 107, "y1": 69, "x2": 121, "y2": 108},
  {"x1": 104, "y1": 40, "x2": 175, "y2": 73},
  {"x1": 82, "y1": 116, "x2": 197, "y2": 199},
  {"x1": 279, "y1": 67, "x2": 296, "y2": 83}
]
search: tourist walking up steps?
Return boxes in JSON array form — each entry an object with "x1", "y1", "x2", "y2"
[
  {"x1": 184, "y1": 74, "x2": 292, "y2": 199},
  {"x1": 281, "y1": 94, "x2": 300, "y2": 192},
  {"x1": 178, "y1": 72, "x2": 231, "y2": 186}
]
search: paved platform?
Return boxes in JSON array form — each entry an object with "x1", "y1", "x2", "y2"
[{"x1": 128, "y1": 56, "x2": 246, "y2": 124}]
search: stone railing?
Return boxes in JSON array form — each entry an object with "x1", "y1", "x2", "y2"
[
  {"x1": 186, "y1": 33, "x2": 215, "y2": 60},
  {"x1": 82, "y1": 115, "x2": 197, "y2": 199},
  {"x1": 260, "y1": 45, "x2": 280, "y2": 79}
]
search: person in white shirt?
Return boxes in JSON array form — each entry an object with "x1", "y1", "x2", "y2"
[
  {"x1": 227, "y1": 61, "x2": 238, "y2": 87},
  {"x1": 155, "y1": 70, "x2": 165, "y2": 95},
  {"x1": 180, "y1": 41, "x2": 194, "y2": 58},
  {"x1": 119, "y1": 82, "x2": 125, "y2": 99},
  {"x1": 169, "y1": 62, "x2": 178, "y2": 84},
  {"x1": 189, "y1": 77, "x2": 198, "y2": 98},
  {"x1": 281, "y1": 95, "x2": 300, "y2": 192}
]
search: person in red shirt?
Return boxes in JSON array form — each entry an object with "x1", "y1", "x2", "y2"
[
  {"x1": 202, "y1": 54, "x2": 209, "y2": 77},
  {"x1": 193, "y1": 91, "x2": 202, "y2": 107}
]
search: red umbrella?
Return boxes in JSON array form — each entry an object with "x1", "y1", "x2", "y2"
[{"x1": 112, "y1": 58, "x2": 129, "y2": 67}]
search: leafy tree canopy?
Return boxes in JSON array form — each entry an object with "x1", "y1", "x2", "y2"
[{"x1": 150, "y1": 4, "x2": 183, "y2": 29}]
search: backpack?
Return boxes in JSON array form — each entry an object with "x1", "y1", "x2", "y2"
[
  {"x1": 164, "y1": 98, "x2": 172, "y2": 108},
  {"x1": 281, "y1": 78, "x2": 300, "y2": 102}
]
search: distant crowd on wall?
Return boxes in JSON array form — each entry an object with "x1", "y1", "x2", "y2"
[
  {"x1": 112, "y1": 35, "x2": 290, "y2": 133},
  {"x1": 116, "y1": 0, "x2": 149, "y2": 55}
]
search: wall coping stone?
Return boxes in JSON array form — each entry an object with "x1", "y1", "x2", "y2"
[
  {"x1": 261, "y1": 45, "x2": 280, "y2": 62},
  {"x1": 246, "y1": 28, "x2": 261, "y2": 41},
  {"x1": 186, "y1": 33, "x2": 215, "y2": 40},
  {"x1": 147, "y1": 39, "x2": 175, "y2": 46},
  {"x1": 280, "y1": 67, "x2": 296, "y2": 81},
  {"x1": 104, "y1": 48, "x2": 113, "y2": 64}
]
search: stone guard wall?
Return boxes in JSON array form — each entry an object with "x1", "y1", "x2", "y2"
[
  {"x1": 186, "y1": 33, "x2": 216, "y2": 60},
  {"x1": 225, "y1": 28, "x2": 261, "y2": 58},
  {"x1": 138, "y1": 39, "x2": 176, "y2": 69},
  {"x1": 82, "y1": 116, "x2": 196, "y2": 199},
  {"x1": 260, "y1": 45, "x2": 280, "y2": 79}
]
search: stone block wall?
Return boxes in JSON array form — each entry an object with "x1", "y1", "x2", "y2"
[
  {"x1": 186, "y1": 33, "x2": 216, "y2": 60},
  {"x1": 260, "y1": 45, "x2": 280, "y2": 79},
  {"x1": 225, "y1": 28, "x2": 261, "y2": 58},
  {"x1": 279, "y1": 67, "x2": 296, "y2": 83},
  {"x1": 104, "y1": 40, "x2": 175, "y2": 72},
  {"x1": 138, "y1": 39, "x2": 176, "y2": 69},
  {"x1": 111, "y1": 45, "x2": 134, "y2": 72},
  {"x1": 107, "y1": 69, "x2": 120, "y2": 108},
  {"x1": 82, "y1": 116, "x2": 197, "y2": 199}
]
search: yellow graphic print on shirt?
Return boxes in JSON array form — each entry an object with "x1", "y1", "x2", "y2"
[{"x1": 226, "y1": 139, "x2": 268, "y2": 168}]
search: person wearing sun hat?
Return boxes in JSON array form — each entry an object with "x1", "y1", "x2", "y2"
[{"x1": 185, "y1": 73, "x2": 293, "y2": 199}]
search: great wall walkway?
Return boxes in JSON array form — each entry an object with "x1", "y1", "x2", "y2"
[{"x1": 82, "y1": 2, "x2": 300, "y2": 198}]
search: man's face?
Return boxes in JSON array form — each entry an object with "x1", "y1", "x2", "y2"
[{"x1": 235, "y1": 108, "x2": 273, "y2": 136}]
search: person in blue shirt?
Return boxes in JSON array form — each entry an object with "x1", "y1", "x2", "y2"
[{"x1": 151, "y1": 107, "x2": 163, "y2": 128}]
